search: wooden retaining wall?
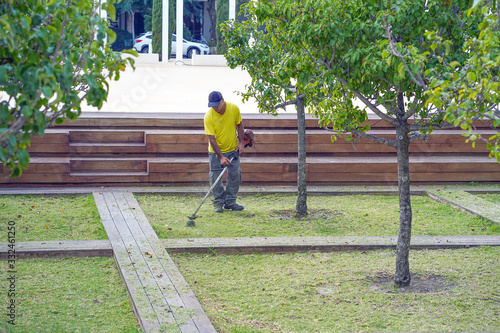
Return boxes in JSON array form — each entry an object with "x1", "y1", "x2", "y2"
[{"x1": 1, "y1": 112, "x2": 499, "y2": 186}]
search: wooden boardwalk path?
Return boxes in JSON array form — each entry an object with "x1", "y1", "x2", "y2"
[
  {"x1": 426, "y1": 189, "x2": 500, "y2": 225},
  {"x1": 93, "y1": 191, "x2": 216, "y2": 333}
]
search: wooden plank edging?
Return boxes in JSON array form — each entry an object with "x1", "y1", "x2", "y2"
[
  {"x1": 93, "y1": 191, "x2": 165, "y2": 332},
  {"x1": 4, "y1": 235, "x2": 498, "y2": 260},
  {"x1": 110, "y1": 192, "x2": 200, "y2": 332},
  {"x1": 120, "y1": 192, "x2": 217, "y2": 333},
  {"x1": 426, "y1": 189, "x2": 500, "y2": 225},
  {"x1": 1, "y1": 185, "x2": 500, "y2": 196},
  {"x1": 162, "y1": 235, "x2": 500, "y2": 254},
  {"x1": 0, "y1": 240, "x2": 112, "y2": 259},
  {"x1": 93, "y1": 191, "x2": 216, "y2": 333}
]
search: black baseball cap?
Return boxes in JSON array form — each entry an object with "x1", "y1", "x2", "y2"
[{"x1": 208, "y1": 91, "x2": 223, "y2": 107}]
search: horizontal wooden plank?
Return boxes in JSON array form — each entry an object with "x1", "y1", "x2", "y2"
[
  {"x1": 69, "y1": 144, "x2": 147, "y2": 154},
  {"x1": 30, "y1": 132, "x2": 70, "y2": 144},
  {"x1": 55, "y1": 112, "x2": 377, "y2": 130},
  {"x1": 149, "y1": 172, "x2": 297, "y2": 183},
  {"x1": 21, "y1": 163, "x2": 70, "y2": 174},
  {"x1": 27, "y1": 144, "x2": 70, "y2": 154},
  {"x1": 146, "y1": 143, "x2": 208, "y2": 153},
  {"x1": 27, "y1": 140, "x2": 489, "y2": 155},
  {"x1": 59, "y1": 111, "x2": 497, "y2": 129},
  {"x1": 0, "y1": 173, "x2": 149, "y2": 183},
  {"x1": 0, "y1": 240, "x2": 112, "y2": 259},
  {"x1": 2, "y1": 160, "x2": 71, "y2": 175},
  {"x1": 70, "y1": 130, "x2": 145, "y2": 143},
  {"x1": 70, "y1": 159, "x2": 148, "y2": 173},
  {"x1": 3, "y1": 235, "x2": 499, "y2": 260},
  {"x1": 63, "y1": 118, "x2": 204, "y2": 129},
  {"x1": 308, "y1": 172, "x2": 500, "y2": 182},
  {"x1": 163, "y1": 235, "x2": 500, "y2": 254},
  {"x1": 148, "y1": 163, "x2": 208, "y2": 173},
  {"x1": 0, "y1": 173, "x2": 67, "y2": 183},
  {"x1": 308, "y1": 162, "x2": 500, "y2": 174},
  {"x1": 146, "y1": 131, "x2": 208, "y2": 144},
  {"x1": 143, "y1": 129, "x2": 495, "y2": 145},
  {"x1": 3, "y1": 169, "x2": 498, "y2": 185},
  {"x1": 149, "y1": 161, "x2": 500, "y2": 175},
  {"x1": 2, "y1": 236, "x2": 498, "y2": 261},
  {"x1": 148, "y1": 172, "x2": 211, "y2": 183},
  {"x1": 193, "y1": 143, "x2": 486, "y2": 154}
]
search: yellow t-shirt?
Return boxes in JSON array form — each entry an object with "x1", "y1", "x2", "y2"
[{"x1": 204, "y1": 102, "x2": 242, "y2": 153}]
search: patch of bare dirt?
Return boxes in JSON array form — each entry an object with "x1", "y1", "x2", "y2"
[
  {"x1": 367, "y1": 273, "x2": 459, "y2": 294},
  {"x1": 237, "y1": 212, "x2": 256, "y2": 218},
  {"x1": 271, "y1": 209, "x2": 343, "y2": 221}
]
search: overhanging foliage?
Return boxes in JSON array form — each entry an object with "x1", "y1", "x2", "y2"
[{"x1": 0, "y1": 0, "x2": 136, "y2": 176}]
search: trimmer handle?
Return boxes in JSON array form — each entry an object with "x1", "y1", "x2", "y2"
[{"x1": 220, "y1": 155, "x2": 235, "y2": 168}]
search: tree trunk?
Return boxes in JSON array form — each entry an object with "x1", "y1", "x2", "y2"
[
  {"x1": 131, "y1": 11, "x2": 136, "y2": 41},
  {"x1": 152, "y1": 0, "x2": 161, "y2": 55},
  {"x1": 296, "y1": 94, "x2": 308, "y2": 217},
  {"x1": 207, "y1": 0, "x2": 217, "y2": 43},
  {"x1": 394, "y1": 120, "x2": 412, "y2": 287}
]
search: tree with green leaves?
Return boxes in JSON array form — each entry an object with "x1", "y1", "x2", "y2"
[
  {"x1": 152, "y1": 0, "x2": 162, "y2": 54},
  {"x1": 115, "y1": 0, "x2": 152, "y2": 39},
  {"x1": 0, "y1": 0, "x2": 136, "y2": 177},
  {"x1": 222, "y1": 9, "x2": 313, "y2": 216},
  {"x1": 152, "y1": 0, "x2": 190, "y2": 58},
  {"x1": 223, "y1": 0, "x2": 484, "y2": 287},
  {"x1": 206, "y1": 0, "x2": 217, "y2": 44},
  {"x1": 184, "y1": 0, "x2": 203, "y2": 40},
  {"x1": 395, "y1": 0, "x2": 499, "y2": 161},
  {"x1": 216, "y1": 0, "x2": 229, "y2": 54}
]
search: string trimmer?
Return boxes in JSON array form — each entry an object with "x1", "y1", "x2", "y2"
[
  {"x1": 186, "y1": 156, "x2": 235, "y2": 227},
  {"x1": 186, "y1": 129, "x2": 254, "y2": 227}
]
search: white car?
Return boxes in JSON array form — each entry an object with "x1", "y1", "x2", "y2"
[
  {"x1": 133, "y1": 32, "x2": 152, "y2": 54},
  {"x1": 171, "y1": 34, "x2": 210, "y2": 58},
  {"x1": 133, "y1": 32, "x2": 209, "y2": 58}
]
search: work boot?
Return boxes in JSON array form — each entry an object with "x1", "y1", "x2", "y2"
[
  {"x1": 224, "y1": 203, "x2": 244, "y2": 211},
  {"x1": 214, "y1": 205, "x2": 223, "y2": 213}
]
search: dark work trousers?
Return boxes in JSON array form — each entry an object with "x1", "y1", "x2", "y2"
[{"x1": 209, "y1": 150, "x2": 241, "y2": 208}]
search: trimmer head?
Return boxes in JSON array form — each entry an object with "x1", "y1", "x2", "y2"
[
  {"x1": 186, "y1": 215, "x2": 198, "y2": 227},
  {"x1": 185, "y1": 155, "x2": 237, "y2": 228}
]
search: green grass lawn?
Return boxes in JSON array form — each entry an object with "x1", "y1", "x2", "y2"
[
  {"x1": 0, "y1": 257, "x2": 140, "y2": 333},
  {"x1": 2, "y1": 190, "x2": 498, "y2": 332},
  {"x1": 0, "y1": 194, "x2": 106, "y2": 241},
  {"x1": 136, "y1": 193, "x2": 500, "y2": 239},
  {"x1": 172, "y1": 247, "x2": 500, "y2": 333}
]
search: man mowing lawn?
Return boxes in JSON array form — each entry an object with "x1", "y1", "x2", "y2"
[{"x1": 204, "y1": 91, "x2": 245, "y2": 213}]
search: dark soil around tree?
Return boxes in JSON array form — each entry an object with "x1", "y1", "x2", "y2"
[
  {"x1": 271, "y1": 209, "x2": 343, "y2": 221},
  {"x1": 367, "y1": 273, "x2": 459, "y2": 294}
]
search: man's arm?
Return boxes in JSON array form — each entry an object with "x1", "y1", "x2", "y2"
[
  {"x1": 208, "y1": 135, "x2": 231, "y2": 166},
  {"x1": 236, "y1": 122, "x2": 245, "y2": 155}
]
